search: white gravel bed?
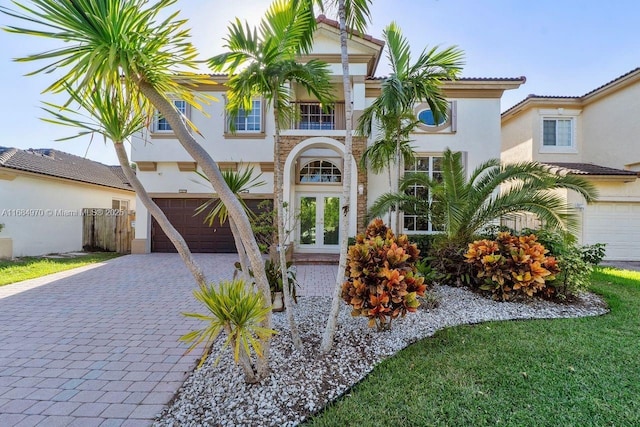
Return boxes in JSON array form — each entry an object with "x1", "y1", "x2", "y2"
[{"x1": 154, "y1": 285, "x2": 608, "y2": 427}]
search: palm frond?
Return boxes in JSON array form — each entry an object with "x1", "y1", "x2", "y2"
[{"x1": 2, "y1": 0, "x2": 210, "y2": 115}]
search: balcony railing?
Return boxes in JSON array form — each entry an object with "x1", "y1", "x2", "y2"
[{"x1": 289, "y1": 102, "x2": 346, "y2": 130}]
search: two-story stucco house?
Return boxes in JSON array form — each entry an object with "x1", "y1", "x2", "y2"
[
  {"x1": 130, "y1": 17, "x2": 524, "y2": 255},
  {"x1": 502, "y1": 68, "x2": 640, "y2": 260}
]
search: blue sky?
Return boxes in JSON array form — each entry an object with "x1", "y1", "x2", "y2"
[{"x1": 1, "y1": 0, "x2": 638, "y2": 165}]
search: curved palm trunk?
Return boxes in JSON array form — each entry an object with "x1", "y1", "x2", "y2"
[
  {"x1": 138, "y1": 81, "x2": 272, "y2": 378},
  {"x1": 273, "y1": 95, "x2": 303, "y2": 350},
  {"x1": 229, "y1": 218, "x2": 251, "y2": 283},
  {"x1": 113, "y1": 142, "x2": 207, "y2": 288},
  {"x1": 320, "y1": 0, "x2": 352, "y2": 354}
]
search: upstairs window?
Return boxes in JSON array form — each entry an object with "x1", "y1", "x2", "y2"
[
  {"x1": 543, "y1": 118, "x2": 573, "y2": 147},
  {"x1": 299, "y1": 160, "x2": 342, "y2": 183},
  {"x1": 155, "y1": 100, "x2": 187, "y2": 132},
  {"x1": 414, "y1": 101, "x2": 456, "y2": 132},
  {"x1": 298, "y1": 103, "x2": 335, "y2": 130},
  {"x1": 233, "y1": 99, "x2": 262, "y2": 132}
]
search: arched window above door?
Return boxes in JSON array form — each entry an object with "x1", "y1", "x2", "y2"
[{"x1": 299, "y1": 160, "x2": 342, "y2": 183}]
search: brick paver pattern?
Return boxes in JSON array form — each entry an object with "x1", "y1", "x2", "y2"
[{"x1": 0, "y1": 254, "x2": 337, "y2": 426}]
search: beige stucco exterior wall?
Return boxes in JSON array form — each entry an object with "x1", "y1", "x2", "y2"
[
  {"x1": 581, "y1": 83, "x2": 640, "y2": 169},
  {"x1": 366, "y1": 97, "x2": 506, "y2": 233},
  {"x1": 0, "y1": 171, "x2": 135, "y2": 258},
  {"x1": 501, "y1": 109, "x2": 535, "y2": 163}
]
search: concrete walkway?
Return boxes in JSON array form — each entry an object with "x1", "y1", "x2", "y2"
[{"x1": 0, "y1": 254, "x2": 337, "y2": 426}]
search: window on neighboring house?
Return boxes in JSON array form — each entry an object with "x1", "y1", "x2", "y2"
[
  {"x1": 299, "y1": 160, "x2": 342, "y2": 183},
  {"x1": 542, "y1": 118, "x2": 573, "y2": 147},
  {"x1": 403, "y1": 155, "x2": 443, "y2": 233},
  {"x1": 112, "y1": 199, "x2": 129, "y2": 210},
  {"x1": 155, "y1": 100, "x2": 187, "y2": 132},
  {"x1": 232, "y1": 99, "x2": 262, "y2": 133}
]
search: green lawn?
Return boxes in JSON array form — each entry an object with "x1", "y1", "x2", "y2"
[
  {"x1": 306, "y1": 267, "x2": 640, "y2": 427},
  {"x1": 0, "y1": 252, "x2": 121, "y2": 286}
]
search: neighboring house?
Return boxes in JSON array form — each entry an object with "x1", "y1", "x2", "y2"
[
  {"x1": 0, "y1": 147, "x2": 136, "y2": 258},
  {"x1": 502, "y1": 67, "x2": 640, "y2": 260},
  {"x1": 131, "y1": 16, "x2": 524, "y2": 255}
]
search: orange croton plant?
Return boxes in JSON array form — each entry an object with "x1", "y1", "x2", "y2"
[
  {"x1": 342, "y1": 219, "x2": 427, "y2": 330},
  {"x1": 465, "y1": 232, "x2": 560, "y2": 300}
]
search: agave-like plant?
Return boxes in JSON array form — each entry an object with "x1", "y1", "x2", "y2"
[
  {"x1": 369, "y1": 149, "x2": 598, "y2": 244},
  {"x1": 180, "y1": 279, "x2": 277, "y2": 384}
]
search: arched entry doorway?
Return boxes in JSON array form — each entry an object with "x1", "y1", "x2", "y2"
[{"x1": 283, "y1": 137, "x2": 358, "y2": 254}]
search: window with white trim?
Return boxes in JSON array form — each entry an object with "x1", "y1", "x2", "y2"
[
  {"x1": 154, "y1": 100, "x2": 187, "y2": 132},
  {"x1": 112, "y1": 199, "x2": 129, "y2": 210},
  {"x1": 403, "y1": 155, "x2": 443, "y2": 233},
  {"x1": 233, "y1": 99, "x2": 262, "y2": 132},
  {"x1": 299, "y1": 160, "x2": 342, "y2": 183},
  {"x1": 414, "y1": 101, "x2": 456, "y2": 133},
  {"x1": 542, "y1": 118, "x2": 573, "y2": 147}
]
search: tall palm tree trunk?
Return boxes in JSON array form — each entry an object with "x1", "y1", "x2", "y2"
[
  {"x1": 394, "y1": 123, "x2": 403, "y2": 236},
  {"x1": 320, "y1": 0, "x2": 352, "y2": 354},
  {"x1": 273, "y1": 95, "x2": 302, "y2": 350},
  {"x1": 113, "y1": 141, "x2": 207, "y2": 288},
  {"x1": 137, "y1": 81, "x2": 273, "y2": 378}
]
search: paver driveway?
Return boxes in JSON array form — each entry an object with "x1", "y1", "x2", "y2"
[{"x1": 0, "y1": 254, "x2": 336, "y2": 426}]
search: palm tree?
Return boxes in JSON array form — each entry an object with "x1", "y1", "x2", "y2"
[
  {"x1": 194, "y1": 166, "x2": 266, "y2": 280},
  {"x1": 299, "y1": 0, "x2": 373, "y2": 354},
  {"x1": 357, "y1": 22, "x2": 464, "y2": 235},
  {"x1": 3, "y1": 0, "x2": 274, "y2": 379},
  {"x1": 369, "y1": 149, "x2": 598, "y2": 244},
  {"x1": 359, "y1": 111, "x2": 420, "y2": 223},
  {"x1": 209, "y1": 0, "x2": 334, "y2": 351}
]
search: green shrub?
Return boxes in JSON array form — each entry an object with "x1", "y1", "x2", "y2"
[
  {"x1": 550, "y1": 247, "x2": 593, "y2": 299},
  {"x1": 465, "y1": 232, "x2": 560, "y2": 301},
  {"x1": 342, "y1": 219, "x2": 427, "y2": 330},
  {"x1": 428, "y1": 237, "x2": 474, "y2": 287},
  {"x1": 581, "y1": 243, "x2": 606, "y2": 265},
  {"x1": 414, "y1": 257, "x2": 440, "y2": 283},
  {"x1": 408, "y1": 234, "x2": 437, "y2": 255},
  {"x1": 249, "y1": 200, "x2": 275, "y2": 253},
  {"x1": 523, "y1": 228, "x2": 605, "y2": 298}
]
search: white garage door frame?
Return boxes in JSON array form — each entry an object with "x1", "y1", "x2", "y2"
[{"x1": 583, "y1": 201, "x2": 640, "y2": 261}]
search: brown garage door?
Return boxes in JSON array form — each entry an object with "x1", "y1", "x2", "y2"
[{"x1": 151, "y1": 198, "x2": 267, "y2": 253}]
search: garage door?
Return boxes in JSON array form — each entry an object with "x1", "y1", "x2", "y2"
[
  {"x1": 151, "y1": 198, "x2": 266, "y2": 253},
  {"x1": 583, "y1": 202, "x2": 640, "y2": 261}
]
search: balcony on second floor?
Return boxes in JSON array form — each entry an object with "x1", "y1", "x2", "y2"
[{"x1": 288, "y1": 101, "x2": 346, "y2": 131}]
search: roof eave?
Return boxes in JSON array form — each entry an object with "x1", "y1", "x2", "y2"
[{"x1": 0, "y1": 164, "x2": 134, "y2": 192}]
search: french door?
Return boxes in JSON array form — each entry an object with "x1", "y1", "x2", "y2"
[{"x1": 297, "y1": 193, "x2": 341, "y2": 252}]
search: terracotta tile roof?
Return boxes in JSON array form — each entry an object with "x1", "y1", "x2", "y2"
[
  {"x1": 582, "y1": 67, "x2": 640, "y2": 98},
  {"x1": 0, "y1": 147, "x2": 133, "y2": 191},
  {"x1": 367, "y1": 76, "x2": 526, "y2": 82},
  {"x1": 504, "y1": 67, "x2": 640, "y2": 116},
  {"x1": 315, "y1": 14, "x2": 385, "y2": 46},
  {"x1": 543, "y1": 162, "x2": 638, "y2": 177}
]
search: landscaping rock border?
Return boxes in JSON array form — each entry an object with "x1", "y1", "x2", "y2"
[{"x1": 154, "y1": 285, "x2": 608, "y2": 427}]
